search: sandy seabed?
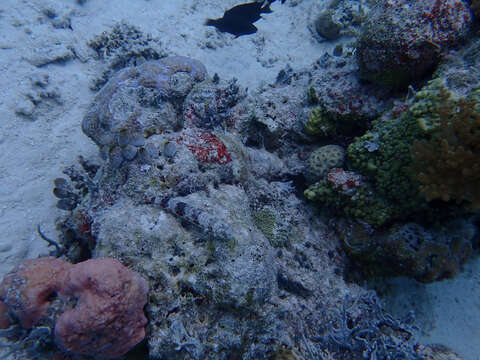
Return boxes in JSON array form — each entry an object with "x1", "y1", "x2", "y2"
[{"x1": 0, "y1": 0, "x2": 478, "y2": 358}]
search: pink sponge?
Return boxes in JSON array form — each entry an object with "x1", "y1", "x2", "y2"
[
  {"x1": 0, "y1": 257, "x2": 148, "y2": 359},
  {"x1": 0, "y1": 257, "x2": 69, "y2": 328},
  {"x1": 55, "y1": 258, "x2": 149, "y2": 358}
]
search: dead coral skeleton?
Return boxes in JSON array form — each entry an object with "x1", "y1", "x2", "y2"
[
  {"x1": 0, "y1": 324, "x2": 58, "y2": 358},
  {"x1": 309, "y1": 292, "x2": 418, "y2": 360}
]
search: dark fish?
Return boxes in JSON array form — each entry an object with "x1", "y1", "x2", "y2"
[{"x1": 205, "y1": 1, "x2": 274, "y2": 37}]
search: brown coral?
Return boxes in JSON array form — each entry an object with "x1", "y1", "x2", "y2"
[
  {"x1": 411, "y1": 89, "x2": 480, "y2": 209},
  {"x1": 0, "y1": 257, "x2": 148, "y2": 359}
]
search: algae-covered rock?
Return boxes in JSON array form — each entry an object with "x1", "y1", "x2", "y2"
[
  {"x1": 356, "y1": 0, "x2": 471, "y2": 88},
  {"x1": 308, "y1": 53, "x2": 387, "y2": 124},
  {"x1": 314, "y1": 9, "x2": 343, "y2": 41},
  {"x1": 338, "y1": 218, "x2": 477, "y2": 283},
  {"x1": 310, "y1": 0, "x2": 366, "y2": 42},
  {"x1": 183, "y1": 78, "x2": 243, "y2": 129}
]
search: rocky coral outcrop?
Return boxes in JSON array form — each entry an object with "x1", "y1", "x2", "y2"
[
  {"x1": 356, "y1": 0, "x2": 472, "y2": 88},
  {"x1": 301, "y1": 39, "x2": 480, "y2": 283},
  {"x1": 53, "y1": 55, "x2": 424, "y2": 359},
  {"x1": 82, "y1": 56, "x2": 208, "y2": 168}
]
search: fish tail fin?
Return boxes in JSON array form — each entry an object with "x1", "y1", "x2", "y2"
[
  {"x1": 204, "y1": 18, "x2": 217, "y2": 26},
  {"x1": 261, "y1": 3, "x2": 273, "y2": 13}
]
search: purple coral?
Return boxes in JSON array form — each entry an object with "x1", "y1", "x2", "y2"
[{"x1": 137, "y1": 56, "x2": 207, "y2": 95}]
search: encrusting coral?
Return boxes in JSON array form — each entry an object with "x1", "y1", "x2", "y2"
[
  {"x1": 410, "y1": 87, "x2": 480, "y2": 209},
  {"x1": 0, "y1": 257, "x2": 148, "y2": 359}
]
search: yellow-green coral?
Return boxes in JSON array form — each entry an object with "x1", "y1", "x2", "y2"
[
  {"x1": 252, "y1": 208, "x2": 293, "y2": 248},
  {"x1": 305, "y1": 179, "x2": 392, "y2": 227},
  {"x1": 409, "y1": 78, "x2": 450, "y2": 132},
  {"x1": 252, "y1": 208, "x2": 276, "y2": 244},
  {"x1": 346, "y1": 78, "x2": 477, "y2": 223},
  {"x1": 347, "y1": 112, "x2": 424, "y2": 219},
  {"x1": 304, "y1": 107, "x2": 337, "y2": 137},
  {"x1": 345, "y1": 78, "x2": 480, "y2": 226}
]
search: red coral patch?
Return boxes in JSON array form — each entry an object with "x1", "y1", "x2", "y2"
[{"x1": 177, "y1": 131, "x2": 232, "y2": 165}]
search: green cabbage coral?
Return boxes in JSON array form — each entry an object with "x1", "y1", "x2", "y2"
[
  {"x1": 304, "y1": 107, "x2": 337, "y2": 137},
  {"x1": 346, "y1": 79, "x2": 477, "y2": 226},
  {"x1": 346, "y1": 105, "x2": 426, "y2": 225},
  {"x1": 411, "y1": 88, "x2": 480, "y2": 209}
]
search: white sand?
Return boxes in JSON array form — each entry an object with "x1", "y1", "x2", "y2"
[
  {"x1": 0, "y1": 0, "x2": 478, "y2": 359},
  {"x1": 379, "y1": 258, "x2": 480, "y2": 360}
]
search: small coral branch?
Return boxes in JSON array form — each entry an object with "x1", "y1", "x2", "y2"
[{"x1": 37, "y1": 225, "x2": 64, "y2": 257}]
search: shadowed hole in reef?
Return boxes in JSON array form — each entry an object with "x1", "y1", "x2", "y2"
[
  {"x1": 45, "y1": 291, "x2": 58, "y2": 303},
  {"x1": 124, "y1": 339, "x2": 149, "y2": 359}
]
